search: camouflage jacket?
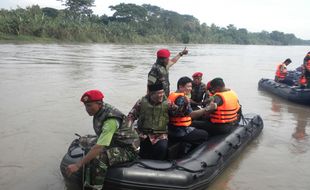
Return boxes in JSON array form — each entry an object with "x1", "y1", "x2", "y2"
[
  {"x1": 148, "y1": 62, "x2": 170, "y2": 96},
  {"x1": 128, "y1": 95, "x2": 186, "y2": 128},
  {"x1": 191, "y1": 82, "x2": 206, "y2": 103},
  {"x1": 127, "y1": 95, "x2": 179, "y2": 122},
  {"x1": 93, "y1": 103, "x2": 139, "y2": 149}
]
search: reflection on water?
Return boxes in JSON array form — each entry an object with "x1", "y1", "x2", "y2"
[
  {"x1": 288, "y1": 106, "x2": 309, "y2": 141},
  {"x1": 292, "y1": 119, "x2": 308, "y2": 141},
  {"x1": 1, "y1": 44, "x2": 310, "y2": 190},
  {"x1": 288, "y1": 105, "x2": 309, "y2": 154},
  {"x1": 266, "y1": 93, "x2": 310, "y2": 154},
  {"x1": 208, "y1": 134, "x2": 263, "y2": 190}
]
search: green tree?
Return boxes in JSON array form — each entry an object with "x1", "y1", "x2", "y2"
[
  {"x1": 0, "y1": 3, "x2": 310, "y2": 45},
  {"x1": 109, "y1": 3, "x2": 147, "y2": 22},
  {"x1": 42, "y1": 7, "x2": 59, "y2": 18},
  {"x1": 58, "y1": 0, "x2": 95, "y2": 18}
]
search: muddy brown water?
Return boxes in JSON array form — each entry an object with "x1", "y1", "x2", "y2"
[{"x1": 0, "y1": 44, "x2": 309, "y2": 190}]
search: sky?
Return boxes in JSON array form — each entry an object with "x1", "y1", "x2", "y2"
[{"x1": 1, "y1": 0, "x2": 309, "y2": 40}]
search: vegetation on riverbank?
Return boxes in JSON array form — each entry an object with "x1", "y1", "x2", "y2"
[{"x1": 0, "y1": 2, "x2": 309, "y2": 45}]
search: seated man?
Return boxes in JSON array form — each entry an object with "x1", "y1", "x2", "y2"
[
  {"x1": 168, "y1": 77, "x2": 215, "y2": 149},
  {"x1": 127, "y1": 82, "x2": 170, "y2": 160},
  {"x1": 190, "y1": 72, "x2": 207, "y2": 110},
  {"x1": 206, "y1": 78, "x2": 242, "y2": 135},
  {"x1": 275, "y1": 58, "x2": 293, "y2": 85}
]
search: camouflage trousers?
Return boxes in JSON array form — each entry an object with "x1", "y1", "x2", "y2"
[{"x1": 87, "y1": 146, "x2": 137, "y2": 187}]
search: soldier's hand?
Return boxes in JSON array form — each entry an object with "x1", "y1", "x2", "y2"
[
  {"x1": 179, "y1": 47, "x2": 188, "y2": 56},
  {"x1": 184, "y1": 96, "x2": 190, "y2": 106},
  {"x1": 206, "y1": 102, "x2": 217, "y2": 111},
  {"x1": 139, "y1": 133, "x2": 147, "y2": 139},
  {"x1": 66, "y1": 164, "x2": 80, "y2": 176}
]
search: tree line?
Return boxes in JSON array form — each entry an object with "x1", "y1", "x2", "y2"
[{"x1": 0, "y1": 1, "x2": 309, "y2": 45}]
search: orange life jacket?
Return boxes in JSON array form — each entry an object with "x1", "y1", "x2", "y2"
[
  {"x1": 168, "y1": 92, "x2": 192, "y2": 127},
  {"x1": 275, "y1": 63, "x2": 287, "y2": 80},
  {"x1": 210, "y1": 90, "x2": 240, "y2": 124},
  {"x1": 299, "y1": 76, "x2": 307, "y2": 86}
]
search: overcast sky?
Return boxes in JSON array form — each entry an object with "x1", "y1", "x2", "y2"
[{"x1": 1, "y1": 0, "x2": 309, "y2": 40}]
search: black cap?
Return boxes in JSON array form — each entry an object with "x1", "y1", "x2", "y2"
[
  {"x1": 210, "y1": 77, "x2": 225, "y2": 89},
  {"x1": 148, "y1": 82, "x2": 164, "y2": 92},
  {"x1": 284, "y1": 58, "x2": 292, "y2": 64}
]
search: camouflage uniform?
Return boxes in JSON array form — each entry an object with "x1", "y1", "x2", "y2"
[
  {"x1": 128, "y1": 95, "x2": 177, "y2": 160},
  {"x1": 89, "y1": 103, "x2": 139, "y2": 187},
  {"x1": 148, "y1": 61, "x2": 170, "y2": 96},
  {"x1": 191, "y1": 82, "x2": 206, "y2": 104},
  {"x1": 127, "y1": 95, "x2": 171, "y2": 141}
]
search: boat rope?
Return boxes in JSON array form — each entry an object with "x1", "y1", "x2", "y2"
[
  {"x1": 117, "y1": 160, "x2": 174, "y2": 171},
  {"x1": 174, "y1": 160, "x2": 219, "y2": 173},
  {"x1": 117, "y1": 157, "x2": 221, "y2": 173}
]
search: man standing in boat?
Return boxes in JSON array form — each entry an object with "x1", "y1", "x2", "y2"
[
  {"x1": 66, "y1": 90, "x2": 139, "y2": 187},
  {"x1": 148, "y1": 47, "x2": 188, "y2": 97},
  {"x1": 274, "y1": 58, "x2": 292, "y2": 85},
  {"x1": 127, "y1": 82, "x2": 171, "y2": 160}
]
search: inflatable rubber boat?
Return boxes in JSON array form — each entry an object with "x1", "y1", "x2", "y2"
[
  {"x1": 258, "y1": 78, "x2": 310, "y2": 105},
  {"x1": 60, "y1": 114, "x2": 263, "y2": 190}
]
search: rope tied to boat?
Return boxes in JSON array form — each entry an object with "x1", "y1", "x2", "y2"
[{"x1": 117, "y1": 158, "x2": 221, "y2": 174}]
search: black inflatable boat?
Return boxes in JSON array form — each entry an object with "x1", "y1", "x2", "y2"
[
  {"x1": 258, "y1": 78, "x2": 310, "y2": 105},
  {"x1": 60, "y1": 114, "x2": 263, "y2": 190}
]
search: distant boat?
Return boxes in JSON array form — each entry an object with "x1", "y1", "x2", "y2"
[{"x1": 258, "y1": 78, "x2": 310, "y2": 105}]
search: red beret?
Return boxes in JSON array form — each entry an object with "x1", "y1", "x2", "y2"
[
  {"x1": 81, "y1": 90, "x2": 104, "y2": 103},
  {"x1": 157, "y1": 49, "x2": 170, "y2": 58},
  {"x1": 192, "y1": 72, "x2": 203, "y2": 77}
]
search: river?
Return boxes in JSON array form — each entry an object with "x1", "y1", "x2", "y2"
[{"x1": 0, "y1": 44, "x2": 309, "y2": 190}]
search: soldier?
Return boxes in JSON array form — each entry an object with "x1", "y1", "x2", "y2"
[
  {"x1": 191, "y1": 72, "x2": 207, "y2": 110},
  {"x1": 148, "y1": 48, "x2": 189, "y2": 96},
  {"x1": 127, "y1": 82, "x2": 171, "y2": 160},
  {"x1": 66, "y1": 90, "x2": 139, "y2": 187}
]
